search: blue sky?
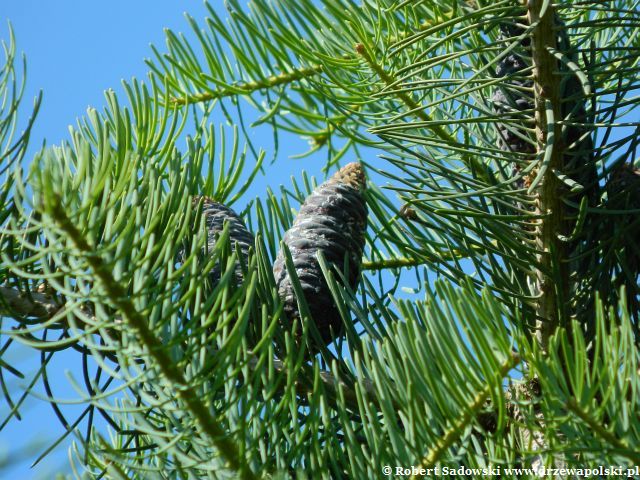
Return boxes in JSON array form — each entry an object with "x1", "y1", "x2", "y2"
[{"x1": 2, "y1": 1, "x2": 209, "y2": 149}]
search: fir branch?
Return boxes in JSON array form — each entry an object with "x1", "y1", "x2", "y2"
[
  {"x1": 0, "y1": 281, "x2": 378, "y2": 411},
  {"x1": 411, "y1": 351, "x2": 522, "y2": 478},
  {"x1": 0, "y1": 283, "x2": 384, "y2": 422},
  {"x1": 309, "y1": 104, "x2": 362, "y2": 151},
  {"x1": 355, "y1": 43, "x2": 450, "y2": 142},
  {"x1": 170, "y1": 64, "x2": 323, "y2": 106},
  {"x1": 355, "y1": 42, "x2": 492, "y2": 183},
  {"x1": 362, "y1": 257, "x2": 431, "y2": 270},
  {"x1": 256, "y1": 357, "x2": 373, "y2": 412},
  {"x1": 45, "y1": 197, "x2": 257, "y2": 480},
  {"x1": 527, "y1": 1, "x2": 568, "y2": 347},
  {"x1": 565, "y1": 398, "x2": 640, "y2": 464},
  {"x1": 1, "y1": 283, "x2": 506, "y2": 431},
  {"x1": 361, "y1": 246, "x2": 490, "y2": 270},
  {"x1": 385, "y1": 9, "x2": 458, "y2": 45},
  {"x1": 4, "y1": 3, "x2": 640, "y2": 475}
]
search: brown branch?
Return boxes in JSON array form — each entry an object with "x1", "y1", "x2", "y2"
[{"x1": 0, "y1": 286, "x2": 59, "y2": 318}]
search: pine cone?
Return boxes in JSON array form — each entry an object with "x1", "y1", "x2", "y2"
[
  {"x1": 273, "y1": 163, "x2": 368, "y2": 346},
  {"x1": 186, "y1": 196, "x2": 254, "y2": 285}
]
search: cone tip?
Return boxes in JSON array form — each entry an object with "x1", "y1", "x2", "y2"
[{"x1": 329, "y1": 162, "x2": 366, "y2": 190}]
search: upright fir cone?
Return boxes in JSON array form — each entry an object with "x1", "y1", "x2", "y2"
[
  {"x1": 188, "y1": 196, "x2": 254, "y2": 285},
  {"x1": 273, "y1": 163, "x2": 368, "y2": 346}
]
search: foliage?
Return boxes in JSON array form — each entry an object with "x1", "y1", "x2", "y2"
[{"x1": 1, "y1": 0, "x2": 640, "y2": 478}]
